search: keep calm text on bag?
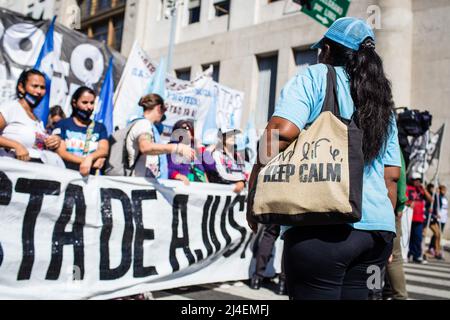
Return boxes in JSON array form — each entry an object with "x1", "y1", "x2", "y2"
[{"x1": 252, "y1": 65, "x2": 364, "y2": 226}]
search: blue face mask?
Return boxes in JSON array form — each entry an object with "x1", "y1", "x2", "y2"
[
  {"x1": 24, "y1": 92, "x2": 43, "y2": 109},
  {"x1": 74, "y1": 108, "x2": 93, "y2": 122}
]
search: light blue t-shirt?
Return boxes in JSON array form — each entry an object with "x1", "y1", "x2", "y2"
[{"x1": 273, "y1": 64, "x2": 401, "y2": 234}]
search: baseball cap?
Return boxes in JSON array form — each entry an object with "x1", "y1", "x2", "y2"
[
  {"x1": 218, "y1": 128, "x2": 241, "y2": 135},
  {"x1": 311, "y1": 17, "x2": 376, "y2": 51},
  {"x1": 410, "y1": 172, "x2": 422, "y2": 180}
]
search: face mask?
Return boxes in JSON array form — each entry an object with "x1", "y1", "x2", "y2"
[
  {"x1": 74, "y1": 108, "x2": 93, "y2": 122},
  {"x1": 24, "y1": 92, "x2": 43, "y2": 109}
]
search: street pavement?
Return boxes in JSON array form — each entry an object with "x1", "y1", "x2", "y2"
[{"x1": 153, "y1": 251, "x2": 450, "y2": 300}]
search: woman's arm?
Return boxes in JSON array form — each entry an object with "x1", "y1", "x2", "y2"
[
  {"x1": 86, "y1": 139, "x2": 109, "y2": 162},
  {"x1": 79, "y1": 139, "x2": 110, "y2": 176},
  {"x1": 138, "y1": 134, "x2": 194, "y2": 160},
  {"x1": 247, "y1": 117, "x2": 300, "y2": 232},
  {"x1": 55, "y1": 140, "x2": 84, "y2": 164},
  {"x1": 0, "y1": 114, "x2": 30, "y2": 161},
  {"x1": 384, "y1": 166, "x2": 401, "y2": 212}
]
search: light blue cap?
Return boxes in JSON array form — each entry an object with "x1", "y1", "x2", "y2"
[{"x1": 311, "y1": 17, "x2": 376, "y2": 51}]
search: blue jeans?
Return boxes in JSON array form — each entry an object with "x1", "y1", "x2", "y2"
[{"x1": 409, "y1": 222, "x2": 423, "y2": 259}]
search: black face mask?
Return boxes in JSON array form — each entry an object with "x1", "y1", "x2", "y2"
[
  {"x1": 24, "y1": 92, "x2": 43, "y2": 109},
  {"x1": 74, "y1": 108, "x2": 93, "y2": 122}
]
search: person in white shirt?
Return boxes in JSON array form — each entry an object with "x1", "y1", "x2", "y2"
[
  {"x1": 0, "y1": 69, "x2": 62, "y2": 166},
  {"x1": 126, "y1": 93, "x2": 194, "y2": 178},
  {"x1": 438, "y1": 185, "x2": 448, "y2": 229}
]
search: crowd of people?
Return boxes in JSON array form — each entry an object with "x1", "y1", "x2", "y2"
[
  {"x1": 407, "y1": 175, "x2": 448, "y2": 263},
  {"x1": 0, "y1": 69, "x2": 249, "y2": 191},
  {"x1": 0, "y1": 17, "x2": 448, "y2": 301}
]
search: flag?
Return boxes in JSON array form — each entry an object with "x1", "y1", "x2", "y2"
[
  {"x1": 408, "y1": 124, "x2": 446, "y2": 180},
  {"x1": 34, "y1": 16, "x2": 56, "y2": 126},
  {"x1": 146, "y1": 57, "x2": 167, "y2": 137},
  {"x1": 95, "y1": 57, "x2": 114, "y2": 136},
  {"x1": 428, "y1": 124, "x2": 445, "y2": 162},
  {"x1": 146, "y1": 57, "x2": 167, "y2": 99}
]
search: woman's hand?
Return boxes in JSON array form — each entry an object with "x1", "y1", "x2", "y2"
[
  {"x1": 15, "y1": 143, "x2": 30, "y2": 162},
  {"x1": 80, "y1": 156, "x2": 93, "y2": 177},
  {"x1": 176, "y1": 144, "x2": 196, "y2": 161},
  {"x1": 176, "y1": 174, "x2": 190, "y2": 186},
  {"x1": 93, "y1": 157, "x2": 106, "y2": 170},
  {"x1": 45, "y1": 135, "x2": 61, "y2": 150},
  {"x1": 233, "y1": 181, "x2": 245, "y2": 194}
]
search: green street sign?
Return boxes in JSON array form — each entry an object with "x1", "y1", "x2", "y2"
[{"x1": 301, "y1": 0, "x2": 351, "y2": 28}]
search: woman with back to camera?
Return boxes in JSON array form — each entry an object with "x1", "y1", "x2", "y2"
[{"x1": 247, "y1": 17, "x2": 401, "y2": 300}]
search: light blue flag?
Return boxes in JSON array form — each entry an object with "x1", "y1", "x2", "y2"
[
  {"x1": 201, "y1": 93, "x2": 218, "y2": 145},
  {"x1": 152, "y1": 125, "x2": 169, "y2": 180},
  {"x1": 95, "y1": 57, "x2": 114, "y2": 136},
  {"x1": 34, "y1": 16, "x2": 56, "y2": 126},
  {"x1": 146, "y1": 57, "x2": 167, "y2": 99}
]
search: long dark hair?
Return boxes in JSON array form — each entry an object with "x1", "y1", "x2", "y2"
[
  {"x1": 171, "y1": 119, "x2": 194, "y2": 144},
  {"x1": 323, "y1": 38, "x2": 395, "y2": 163}
]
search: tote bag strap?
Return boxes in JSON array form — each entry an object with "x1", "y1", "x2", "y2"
[{"x1": 321, "y1": 64, "x2": 341, "y2": 117}]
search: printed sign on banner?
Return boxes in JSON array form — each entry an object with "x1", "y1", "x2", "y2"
[
  {"x1": 0, "y1": 9, "x2": 124, "y2": 116},
  {"x1": 0, "y1": 157, "x2": 282, "y2": 300},
  {"x1": 113, "y1": 42, "x2": 244, "y2": 144}
]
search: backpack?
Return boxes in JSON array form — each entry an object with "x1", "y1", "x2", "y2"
[
  {"x1": 397, "y1": 108, "x2": 432, "y2": 138},
  {"x1": 104, "y1": 121, "x2": 140, "y2": 176}
]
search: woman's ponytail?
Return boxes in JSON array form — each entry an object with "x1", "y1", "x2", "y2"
[{"x1": 324, "y1": 38, "x2": 395, "y2": 163}]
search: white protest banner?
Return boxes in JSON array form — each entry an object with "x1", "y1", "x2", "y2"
[
  {"x1": 0, "y1": 157, "x2": 281, "y2": 300},
  {"x1": 113, "y1": 42, "x2": 244, "y2": 143}
]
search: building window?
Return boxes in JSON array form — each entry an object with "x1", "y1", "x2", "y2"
[
  {"x1": 202, "y1": 62, "x2": 220, "y2": 82},
  {"x1": 81, "y1": 0, "x2": 93, "y2": 19},
  {"x1": 92, "y1": 23, "x2": 109, "y2": 43},
  {"x1": 188, "y1": 0, "x2": 201, "y2": 24},
  {"x1": 113, "y1": 17, "x2": 124, "y2": 51},
  {"x1": 80, "y1": 0, "x2": 125, "y2": 52},
  {"x1": 214, "y1": 0, "x2": 230, "y2": 17},
  {"x1": 256, "y1": 54, "x2": 278, "y2": 128},
  {"x1": 97, "y1": 0, "x2": 112, "y2": 14},
  {"x1": 176, "y1": 68, "x2": 191, "y2": 81},
  {"x1": 294, "y1": 48, "x2": 318, "y2": 72}
]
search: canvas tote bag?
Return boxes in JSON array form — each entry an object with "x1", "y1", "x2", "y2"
[{"x1": 251, "y1": 65, "x2": 364, "y2": 226}]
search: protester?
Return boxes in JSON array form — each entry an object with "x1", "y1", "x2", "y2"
[
  {"x1": 167, "y1": 119, "x2": 208, "y2": 185},
  {"x1": 407, "y1": 174, "x2": 433, "y2": 263},
  {"x1": 125, "y1": 93, "x2": 194, "y2": 178},
  {"x1": 423, "y1": 183, "x2": 442, "y2": 259},
  {"x1": 46, "y1": 105, "x2": 66, "y2": 133},
  {"x1": 53, "y1": 86, "x2": 109, "y2": 176},
  {"x1": 427, "y1": 185, "x2": 447, "y2": 260},
  {"x1": 438, "y1": 185, "x2": 448, "y2": 246},
  {"x1": 247, "y1": 17, "x2": 401, "y2": 300},
  {"x1": 0, "y1": 69, "x2": 63, "y2": 166},
  {"x1": 250, "y1": 224, "x2": 286, "y2": 295},
  {"x1": 383, "y1": 150, "x2": 409, "y2": 300},
  {"x1": 203, "y1": 128, "x2": 247, "y2": 193}
]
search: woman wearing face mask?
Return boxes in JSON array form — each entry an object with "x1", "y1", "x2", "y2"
[
  {"x1": 53, "y1": 86, "x2": 109, "y2": 177},
  {"x1": 0, "y1": 69, "x2": 62, "y2": 164}
]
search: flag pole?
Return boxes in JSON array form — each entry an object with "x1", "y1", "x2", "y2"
[{"x1": 424, "y1": 123, "x2": 446, "y2": 255}]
